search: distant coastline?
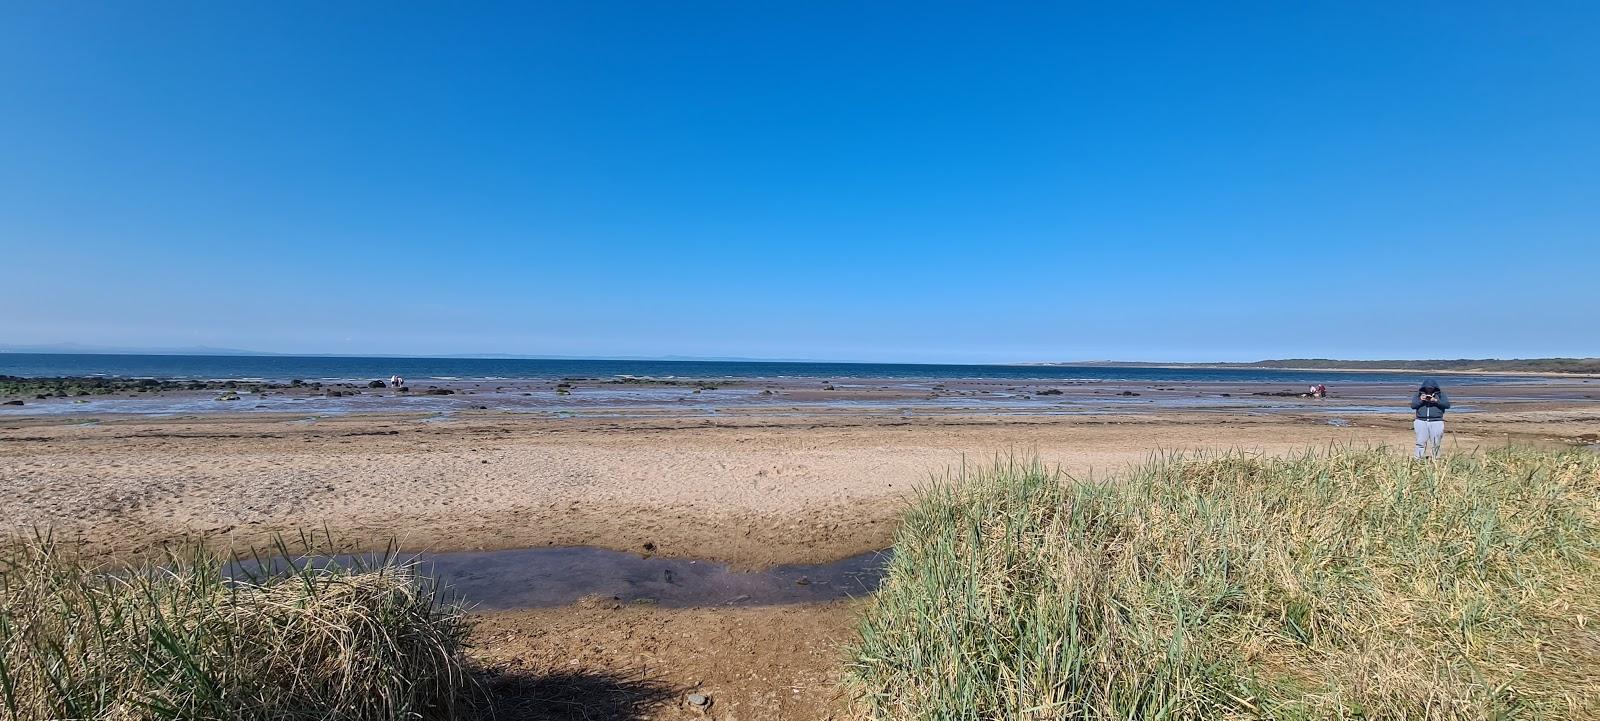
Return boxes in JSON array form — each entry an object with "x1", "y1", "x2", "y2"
[{"x1": 1038, "y1": 358, "x2": 1600, "y2": 377}]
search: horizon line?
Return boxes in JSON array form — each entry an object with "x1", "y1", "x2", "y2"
[{"x1": 1, "y1": 346, "x2": 1594, "y2": 367}]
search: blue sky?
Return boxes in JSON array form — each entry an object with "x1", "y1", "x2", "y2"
[{"x1": 2, "y1": 2, "x2": 1596, "y2": 363}]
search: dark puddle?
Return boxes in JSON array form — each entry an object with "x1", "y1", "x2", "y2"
[{"x1": 235, "y1": 546, "x2": 890, "y2": 610}]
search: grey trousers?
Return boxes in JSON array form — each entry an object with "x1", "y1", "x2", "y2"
[{"x1": 1414, "y1": 419, "x2": 1444, "y2": 458}]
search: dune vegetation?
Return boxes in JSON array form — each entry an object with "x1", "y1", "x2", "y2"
[
  {"x1": 848, "y1": 448, "x2": 1600, "y2": 720},
  {"x1": 0, "y1": 535, "x2": 473, "y2": 721}
]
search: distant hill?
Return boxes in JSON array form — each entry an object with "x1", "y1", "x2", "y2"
[
  {"x1": 1237, "y1": 358, "x2": 1600, "y2": 374},
  {"x1": 1046, "y1": 358, "x2": 1600, "y2": 375}
]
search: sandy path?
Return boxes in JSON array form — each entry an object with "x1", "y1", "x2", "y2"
[
  {"x1": 472, "y1": 599, "x2": 863, "y2": 720},
  {"x1": 2, "y1": 410, "x2": 1548, "y2": 567}
]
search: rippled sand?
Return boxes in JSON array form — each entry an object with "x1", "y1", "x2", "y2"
[{"x1": 4, "y1": 399, "x2": 1593, "y2": 567}]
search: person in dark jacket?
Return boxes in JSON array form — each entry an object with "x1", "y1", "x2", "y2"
[{"x1": 1409, "y1": 379, "x2": 1451, "y2": 458}]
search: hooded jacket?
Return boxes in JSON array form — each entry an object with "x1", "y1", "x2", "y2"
[{"x1": 1409, "y1": 380, "x2": 1450, "y2": 420}]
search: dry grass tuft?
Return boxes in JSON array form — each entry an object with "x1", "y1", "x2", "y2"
[
  {"x1": 847, "y1": 447, "x2": 1600, "y2": 720},
  {"x1": 0, "y1": 535, "x2": 473, "y2": 720}
]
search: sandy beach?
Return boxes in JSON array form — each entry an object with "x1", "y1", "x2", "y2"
[
  {"x1": 2, "y1": 402, "x2": 1593, "y2": 568},
  {"x1": 4, "y1": 379, "x2": 1598, "y2": 719}
]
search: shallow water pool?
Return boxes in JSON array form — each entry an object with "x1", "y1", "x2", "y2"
[{"x1": 234, "y1": 546, "x2": 891, "y2": 610}]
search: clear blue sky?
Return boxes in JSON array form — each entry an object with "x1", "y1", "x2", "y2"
[{"x1": 2, "y1": 2, "x2": 1596, "y2": 363}]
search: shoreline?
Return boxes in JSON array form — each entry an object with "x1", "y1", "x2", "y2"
[{"x1": 4, "y1": 373, "x2": 1594, "y2": 421}]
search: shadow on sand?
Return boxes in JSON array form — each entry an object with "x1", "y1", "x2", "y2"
[{"x1": 475, "y1": 667, "x2": 681, "y2": 721}]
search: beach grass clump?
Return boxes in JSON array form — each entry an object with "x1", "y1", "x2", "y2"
[
  {"x1": 0, "y1": 536, "x2": 473, "y2": 720},
  {"x1": 847, "y1": 447, "x2": 1600, "y2": 720}
]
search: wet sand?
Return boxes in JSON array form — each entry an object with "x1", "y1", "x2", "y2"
[{"x1": 6, "y1": 372, "x2": 1597, "y2": 419}]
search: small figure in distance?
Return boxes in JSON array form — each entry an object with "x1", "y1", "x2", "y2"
[
  {"x1": 1409, "y1": 379, "x2": 1450, "y2": 459},
  {"x1": 390, "y1": 374, "x2": 404, "y2": 389}
]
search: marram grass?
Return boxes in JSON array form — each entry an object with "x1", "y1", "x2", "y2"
[
  {"x1": 847, "y1": 447, "x2": 1600, "y2": 720},
  {"x1": 0, "y1": 535, "x2": 473, "y2": 720}
]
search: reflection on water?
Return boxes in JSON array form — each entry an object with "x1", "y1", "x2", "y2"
[{"x1": 233, "y1": 546, "x2": 890, "y2": 610}]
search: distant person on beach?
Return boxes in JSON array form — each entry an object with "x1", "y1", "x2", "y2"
[
  {"x1": 1410, "y1": 379, "x2": 1450, "y2": 458},
  {"x1": 390, "y1": 374, "x2": 403, "y2": 388}
]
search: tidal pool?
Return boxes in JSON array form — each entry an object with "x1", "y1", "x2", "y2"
[{"x1": 234, "y1": 546, "x2": 890, "y2": 610}]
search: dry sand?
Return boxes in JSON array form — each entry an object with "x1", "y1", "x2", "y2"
[
  {"x1": 3, "y1": 407, "x2": 1591, "y2": 567},
  {"x1": 472, "y1": 598, "x2": 863, "y2": 720}
]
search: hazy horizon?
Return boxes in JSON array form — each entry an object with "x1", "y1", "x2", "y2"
[{"x1": 1, "y1": 341, "x2": 1591, "y2": 368}]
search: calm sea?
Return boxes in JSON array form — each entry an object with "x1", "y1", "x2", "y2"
[{"x1": 0, "y1": 353, "x2": 1534, "y2": 386}]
